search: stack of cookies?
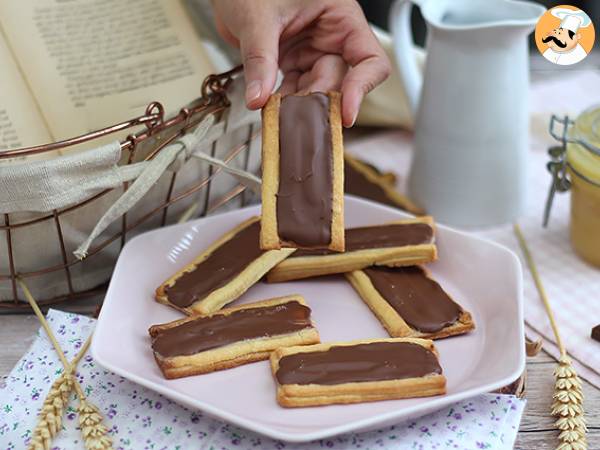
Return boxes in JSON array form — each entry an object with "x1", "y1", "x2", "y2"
[{"x1": 148, "y1": 92, "x2": 475, "y2": 408}]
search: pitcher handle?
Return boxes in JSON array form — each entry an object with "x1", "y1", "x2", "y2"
[{"x1": 389, "y1": 0, "x2": 423, "y2": 118}]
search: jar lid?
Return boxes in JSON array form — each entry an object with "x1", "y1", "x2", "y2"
[{"x1": 567, "y1": 105, "x2": 600, "y2": 184}]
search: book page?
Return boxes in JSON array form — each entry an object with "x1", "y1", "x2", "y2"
[
  {"x1": 0, "y1": 0, "x2": 216, "y2": 141},
  {"x1": 0, "y1": 31, "x2": 51, "y2": 152}
]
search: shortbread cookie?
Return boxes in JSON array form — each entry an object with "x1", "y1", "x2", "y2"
[
  {"x1": 346, "y1": 266, "x2": 474, "y2": 339},
  {"x1": 270, "y1": 338, "x2": 445, "y2": 407},
  {"x1": 592, "y1": 324, "x2": 600, "y2": 342},
  {"x1": 155, "y1": 216, "x2": 294, "y2": 315},
  {"x1": 261, "y1": 92, "x2": 344, "y2": 252},
  {"x1": 354, "y1": 158, "x2": 398, "y2": 185},
  {"x1": 150, "y1": 295, "x2": 320, "y2": 379},
  {"x1": 267, "y1": 217, "x2": 437, "y2": 283},
  {"x1": 345, "y1": 154, "x2": 424, "y2": 214}
]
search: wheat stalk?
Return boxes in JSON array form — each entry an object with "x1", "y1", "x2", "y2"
[
  {"x1": 28, "y1": 372, "x2": 74, "y2": 450},
  {"x1": 514, "y1": 224, "x2": 587, "y2": 450},
  {"x1": 70, "y1": 372, "x2": 113, "y2": 450},
  {"x1": 18, "y1": 278, "x2": 114, "y2": 450},
  {"x1": 77, "y1": 398, "x2": 113, "y2": 450},
  {"x1": 553, "y1": 355, "x2": 587, "y2": 450}
]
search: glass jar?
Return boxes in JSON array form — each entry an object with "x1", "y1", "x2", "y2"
[
  {"x1": 567, "y1": 107, "x2": 600, "y2": 267},
  {"x1": 547, "y1": 107, "x2": 600, "y2": 268}
]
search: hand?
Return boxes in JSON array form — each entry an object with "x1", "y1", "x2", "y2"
[{"x1": 212, "y1": 0, "x2": 391, "y2": 127}]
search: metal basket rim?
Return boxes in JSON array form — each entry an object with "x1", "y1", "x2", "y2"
[{"x1": 0, "y1": 66, "x2": 243, "y2": 160}]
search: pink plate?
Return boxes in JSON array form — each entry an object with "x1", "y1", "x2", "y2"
[{"x1": 92, "y1": 196, "x2": 524, "y2": 442}]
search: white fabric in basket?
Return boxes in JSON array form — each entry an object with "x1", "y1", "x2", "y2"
[{"x1": 0, "y1": 141, "x2": 140, "y2": 213}]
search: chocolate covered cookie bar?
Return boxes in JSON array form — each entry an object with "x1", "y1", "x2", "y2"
[
  {"x1": 150, "y1": 295, "x2": 320, "y2": 379},
  {"x1": 267, "y1": 217, "x2": 437, "y2": 282},
  {"x1": 155, "y1": 216, "x2": 294, "y2": 315},
  {"x1": 346, "y1": 266, "x2": 474, "y2": 340},
  {"x1": 345, "y1": 154, "x2": 423, "y2": 214},
  {"x1": 260, "y1": 92, "x2": 344, "y2": 252},
  {"x1": 270, "y1": 338, "x2": 445, "y2": 407}
]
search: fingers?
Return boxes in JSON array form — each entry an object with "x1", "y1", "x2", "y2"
[
  {"x1": 213, "y1": 13, "x2": 240, "y2": 48},
  {"x1": 301, "y1": 54, "x2": 347, "y2": 93},
  {"x1": 218, "y1": 0, "x2": 390, "y2": 121},
  {"x1": 280, "y1": 54, "x2": 347, "y2": 98},
  {"x1": 341, "y1": 55, "x2": 390, "y2": 127},
  {"x1": 280, "y1": 40, "x2": 322, "y2": 73},
  {"x1": 279, "y1": 70, "x2": 301, "y2": 96},
  {"x1": 338, "y1": 7, "x2": 391, "y2": 126},
  {"x1": 239, "y1": 17, "x2": 282, "y2": 110}
]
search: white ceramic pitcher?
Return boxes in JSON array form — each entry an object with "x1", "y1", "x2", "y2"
[{"x1": 390, "y1": 0, "x2": 545, "y2": 227}]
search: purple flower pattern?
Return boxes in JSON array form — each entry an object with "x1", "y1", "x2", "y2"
[{"x1": 0, "y1": 310, "x2": 525, "y2": 449}]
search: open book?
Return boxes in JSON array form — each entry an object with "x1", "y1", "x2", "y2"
[{"x1": 0, "y1": 0, "x2": 216, "y2": 152}]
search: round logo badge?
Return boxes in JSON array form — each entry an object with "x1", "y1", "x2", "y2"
[{"x1": 535, "y1": 5, "x2": 595, "y2": 66}]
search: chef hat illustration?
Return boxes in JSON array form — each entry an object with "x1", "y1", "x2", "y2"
[{"x1": 551, "y1": 7, "x2": 592, "y2": 33}]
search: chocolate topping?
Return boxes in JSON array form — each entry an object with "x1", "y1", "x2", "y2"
[
  {"x1": 345, "y1": 161, "x2": 398, "y2": 208},
  {"x1": 152, "y1": 301, "x2": 312, "y2": 358},
  {"x1": 592, "y1": 324, "x2": 600, "y2": 343},
  {"x1": 293, "y1": 222, "x2": 433, "y2": 257},
  {"x1": 276, "y1": 93, "x2": 333, "y2": 247},
  {"x1": 164, "y1": 221, "x2": 265, "y2": 307},
  {"x1": 364, "y1": 266, "x2": 463, "y2": 333},
  {"x1": 276, "y1": 341, "x2": 441, "y2": 385}
]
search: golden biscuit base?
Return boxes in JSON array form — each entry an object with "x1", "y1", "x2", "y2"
[
  {"x1": 380, "y1": 172, "x2": 397, "y2": 185},
  {"x1": 270, "y1": 337, "x2": 446, "y2": 407},
  {"x1": 352, "y1": 157, "x2": 397, "y2": 185},
  {"x1": 266, "y1": 216, "x2": 437, "y2": 283},
  {"x1": 345, "y1": 154, "x2": 424, "y2": 215},
  {"x1": 150, "y1": 295, "x2": 320, "y2": 379},
  {"x1": 260, "y1": 92, "x2": 344, "y2": 252},
  {"x1": 345, "y1": 268, "x2": 475, "y2": 340},
  {"x1": 155, "y1": 216, "x2": 295, "y2": 315}
]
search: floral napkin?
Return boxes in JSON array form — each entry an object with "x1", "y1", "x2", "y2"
[{"x1": 0, "y1": 309, "x2": 525, "y2": 450}]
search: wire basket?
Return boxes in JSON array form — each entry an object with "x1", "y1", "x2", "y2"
[{"x1": 0, "y1": 66, "x2": 259, "y2": 312}]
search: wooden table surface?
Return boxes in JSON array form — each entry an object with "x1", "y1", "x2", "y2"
[{"x1": 1, "y1": 313, "x2": 599, "y2": 449}]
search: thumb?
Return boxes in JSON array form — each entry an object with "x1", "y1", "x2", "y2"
[{"x1": 239, "y1": 22, "x2": 280, "y2": 110}]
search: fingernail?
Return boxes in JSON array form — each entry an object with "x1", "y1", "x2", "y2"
[
  {"x1": 349, "y1": 110, "x2": 358, "y2": 127},
  {"x1": 246, "y1": 80, "x2": 262, "y2": 105}
]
